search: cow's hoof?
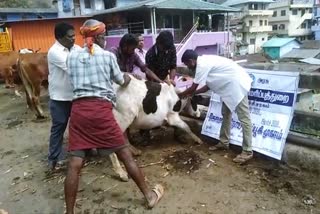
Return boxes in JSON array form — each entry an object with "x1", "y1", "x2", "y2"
[
  {"x1": 32, "y1": 116, "x2": 47, "y2": 123},
  {"x1": 36, "y1": 115, "x2": 46, "y2": 120}
]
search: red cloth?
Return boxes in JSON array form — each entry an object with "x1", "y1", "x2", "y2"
[{"x1": 68, "y1": 98, "x2": 125, "y2": 151}]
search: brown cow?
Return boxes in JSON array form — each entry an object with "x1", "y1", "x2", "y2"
[
  {"x1": 17, "y1": 53, "x2": 48, "y2": 118},
  {"x1": 0, "y1": 49, "x2": 40, "y2": 88},
  {"x1": 0, "y1": 51, "x2": 19, "y2": 88}
]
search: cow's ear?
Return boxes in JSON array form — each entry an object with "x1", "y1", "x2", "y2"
[{"x1": 173, "y1": 100, "x2": 182, "y2": 112}]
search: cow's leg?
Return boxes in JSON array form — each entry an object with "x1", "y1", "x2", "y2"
[
  {"x1": 19, "y1": 66, "x2": 36, "y2": 112},
  {"x1": 125, "y1": 130, "x2": 142, "y2": 156},
  {"x1": 25, "y1": 90, "x2": 32, "y2": 109},
  {"x1": 109, "y1": 153, "x2": 129, "y2": 182},
  {"x1": 32, "y1": 80, "x2": 45, "y2": 118},
  {"x1": 167, "y1": 113, "x2": 203, "y2": 144},
  {"x1": 4, "y1": 69, "x2": 15, "y2": 88}
]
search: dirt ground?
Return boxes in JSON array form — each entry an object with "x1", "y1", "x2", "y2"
[{"x1": 0, "y1": 86, "x2": 319, "y2": 214}]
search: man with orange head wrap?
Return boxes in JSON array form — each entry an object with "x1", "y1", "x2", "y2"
[{"x1": 64, "y1": 19, "x2": 164, "y2": 214}]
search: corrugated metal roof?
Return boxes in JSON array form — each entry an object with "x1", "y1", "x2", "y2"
[
  {"x1": 299, "y1": 57, "x2": 320, "y2": 65},
  {"x1": 91, "y1": 0, "x2": 239, "y2": 16},
  {"x1": 301, "y1": 40, "x2": 320, "y2": 49},
  {"x1": 222, "y1": 0, "x2": 274, "y2": 6},
  {"x1": 282, "y1": 49, "x2": 320, "y2": 59},
  {"x1": 0, "y1": 8, "x2": 58, "y2": 13},
  {"x1": 262, "y1": 38, "x2": 297, "y2": 48}
]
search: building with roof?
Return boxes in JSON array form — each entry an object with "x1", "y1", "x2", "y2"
[
  {"x1": 87, "y1": 0, "x2": 238, "y2": 64},
  {"x1": 91, "y1": 0, "x2": 238, "y2": 40},
  {"x1": 311, "y1": 1, "x2": 320, "y2": 40},
  {"x1": 0, "y1": 8, "x2": 58, "y2": 23},
  {"x1": 268, "y1": 0, "x2": 313, "y2": 41},
  {"x1": 262, "y1": 37, "x2": 301, "y2": 59},
  {"x1": 219, "y1": 0, "x2": 274, "y2": 55},
  {"x1": 53, "y1": 0, "x2": 111, "y2": 17}
]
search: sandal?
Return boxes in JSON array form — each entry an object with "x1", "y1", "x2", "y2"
[
  {"x1": 147, "y1": 184, "x2": 164, "y2": 209},
  {"x1": 233, "y1": 151, "x2": 253, "y2": 164}
]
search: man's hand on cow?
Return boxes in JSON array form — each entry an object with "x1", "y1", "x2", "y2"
[
  {"x1": 132, "y1": 73, "x2": 142, "y2": 80},
  {"x1": 122, "y1": 73, "x2": 131, "y2": 87},
  {"x1": 164, "y1": 79, "x2": 176, "y2": 86}
]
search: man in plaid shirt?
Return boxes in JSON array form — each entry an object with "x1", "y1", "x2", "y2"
[{"x1": 64, "y1": 19, "x2": 164, "y2": 214}]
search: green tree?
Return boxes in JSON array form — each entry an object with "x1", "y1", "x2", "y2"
[{"x1": 0, "y1": 0, "x2": 30, "y2": 8}]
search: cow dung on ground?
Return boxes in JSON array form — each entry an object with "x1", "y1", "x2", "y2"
[{"x1": 164, "y1": 149, "x2": 202, "y2": 173}]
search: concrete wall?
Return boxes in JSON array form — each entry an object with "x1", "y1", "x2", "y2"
[
  {"x1": 245, "y1": 32, "x2": 269, "y2": 54},
  {"x1": 80, "y1": 0, "x2": 105, "y2": 15},
  {"x1": 117, "y1": 0, "x2": 136, "y2": 7},
  {"x1": 57, "y1": 0, "x2": 74, "y2": 17},
  {"x1": 105, "y1": 34, "x2": 155, "y2": 50},
  {"x1": 194, "y1": 45, "x2": 218, "y2": 55},
  {"x1": 176, "y1": 32, "x2": 233, "y2": 65}
]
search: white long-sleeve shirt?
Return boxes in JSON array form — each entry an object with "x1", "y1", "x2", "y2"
[
  {"x1": 48, "y1": 41, "x2": 80, "y2": 101},
  {"x1": 193, "y1": 55, "x2": 252, "y2": 111}
]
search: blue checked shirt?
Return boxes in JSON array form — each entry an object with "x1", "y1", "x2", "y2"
[{"x1": 67, "y1": 44, "x2": 124, "y2": 105}]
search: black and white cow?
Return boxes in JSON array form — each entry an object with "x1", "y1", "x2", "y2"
[{"x1": 109, "y1": 75, "x2": 203, "y2": 181}]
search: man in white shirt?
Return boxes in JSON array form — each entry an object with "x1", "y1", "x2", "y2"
[
  {"x1": 47, "y1": 22, "x2": 80, "y2": 171},
  {"x1": 179, "y1": 50, "x2": 253, "y2": 164},
  {"x1": 132, "y1": 34, "x2": 147, "y2": 79}
]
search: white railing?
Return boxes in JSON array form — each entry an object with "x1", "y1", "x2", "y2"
[
  {"x1": 175, "y1": 18, "x2": 199, "y2": 53},
  {"x1": 107, "y1": 21, "x2": 145, "y2": 36}
]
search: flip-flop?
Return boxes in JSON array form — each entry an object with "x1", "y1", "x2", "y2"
[{"x1": 147, "y1": 184, "x2": 164, "y2": 209}]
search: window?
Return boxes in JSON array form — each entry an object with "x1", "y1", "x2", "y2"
[
  {"x1": 309, "y1": 8, "x2": 313, "y2": 13},
  {"x1": 273, "y1": 11, "x2": 277, "y2": 17},
  {"x1": 262, "y1": 38, "x2": 265, "y2": 41},
  {"x1": 104, "y1": 0, "x2": 116, "y2": 9},
  {"x1": 272, "y1": 25, "x2": 278, "y2": 30},
  {"x1": 281, "y1": 10, "x2": 286, "y2": 16},
  {"x1": 172, "y1": 15, "x2": 180, "y2": 29},
  {"x1": 84, "y1": 0, "x2": 91, "y2": 8},
  {"x1": 279, "y1": 24, "x2": 285, "y2": 29},
  {"x1": 264, "y1": 20, "x2": 267, "y2": 25},
  {"x1": 260, "y1": 20, "x2": 263, "y2": 26},
  {"x1": 301, "y1": 23, "x2": 306, "y2": 29},
  {"x1": 164, "y1": 14, "x2": 181, "y2": 29},
  {"x1": 249, "y1": 20, "x2": 253, "y2": 26},
  {"x1": 301, "y1": 9, "x2": 305, "y2": 16},
  {"x1": 292, "y1": 9, "x2": 298, "y2": 15},
  {"x1": 249, "y1": 3, "x2": 258, "y2": 10},
  {"x1": 250, "y1": 38, "x2": 256, "y2": 44}
]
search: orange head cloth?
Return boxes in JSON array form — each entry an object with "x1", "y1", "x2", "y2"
[{"x1": 80, "y1": 21, "x2": 106, "y2": 55}]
